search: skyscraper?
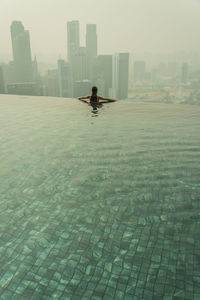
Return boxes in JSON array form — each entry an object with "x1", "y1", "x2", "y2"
[
  {"x1": 71, "y1": 47, "x2": 88, "y2": 83},
  {"x1": 94, "y1": 55, "x2": 112, "y2": 97},
  {"x1": 112, "y1": 53, "x2": 129, "y2": 100},
  {"x1": 43, "y1": 69, "x2": 59, "y2": 97},
  {"x1": 73, "y1": 80, "x2": 91, "y2": 98},
  {"x1": 0, "y1": 67, "x2": 5, "y2": 94},
  {"x1": 10, "y1": 21, "x2": 33, "y2": 82},
  {"x1": 133, "y1": 61, "x2": 146, "y2": 83},
  {"x1": 58, "y1": 59, "x2": 72, "y2": 97},
  {"x1": 86, "y1": 24, "x2": 97, "y2": 59},
  {"x1": 3, "y1": 61, "x2": 16, "y2": 85},
  {"x1": 32, "y1": 56, "x2": 39, "y2": 81},
  {"x1": 181, "y1": 62, "x2": 189, "y2": 84},
  {"x1": 86, "y1": 24, "x2": 97, "y2": 80},
  {"x1": 67, "y1": 21, "x2": 80, "y2": 63}
]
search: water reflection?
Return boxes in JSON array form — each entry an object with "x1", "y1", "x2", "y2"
[
  {"x1": 91, "y1": 103, "x2": 102, "y2": 117},
  {"x1": 80, "y1": 100, "x2": 103, "y2": 117},
  {"x1": 79, "y1": 98, "x2": 113, "y2": 117}
]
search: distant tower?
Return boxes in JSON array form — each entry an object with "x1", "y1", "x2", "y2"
[
  {"x1": 10, "y1": 21, "x2": 33, "y2": 82},
  {"x1": 32, "y1": 56, "x2": 39, "y2": 81},
  {"x1": 0, "y1": 67, "x2": 6, "y2": 94},
  {"x1": 73, "y1": 80, "x2": 91, "y2": 98},
  {"x1": 94, "y1": 55, "x2": 112, "y2": 97},
  {"x1": 67, "y1": 21, "x2": 80, "y2": 63},
  {"x1": 133, "y1": 61, "x2": 146, "y2": 83},
  {"x1": 71, "y1": 47, "x2": 88, "y2": 82},
  {"x1": 112, "y1": 53, "x2": 129, "y2": 100},
  {"x1": 181, "y1": 63, "x2": 189, "y2": 84},
  {"x1": 43, "y1": 69, "x2": 59, "y2": 97},
  {"x1": 57, "y1": 59, "x2": 72, "y2": 97},
  {"x1": 86, "y1": 24, "x2": 97, "y2": 80},
  {"x1": 86, "y1": 24, "x2": 97, "y2": 59}
]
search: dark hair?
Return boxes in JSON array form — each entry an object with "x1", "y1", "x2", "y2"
[
  {"x1": 90, "y1": 86, "x2": 98, "y2": 103},
  {"x1": 92, "y1": 86, "x2": 98, "y2": 95}
]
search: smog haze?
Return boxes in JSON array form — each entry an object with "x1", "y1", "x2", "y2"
[{"x1": 1, "y1": 0, "x2": 200, "y2": 62}]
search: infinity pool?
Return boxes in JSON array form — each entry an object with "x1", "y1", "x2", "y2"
[{"x1": 0, "y1": 95, "x2": 200, "y2": 299}]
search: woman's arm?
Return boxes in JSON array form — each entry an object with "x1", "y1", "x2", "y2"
[
  {"x1": 77, "y1": 95, "x2": 90, "y2": 100},
  {"x1": 98, "y1": 96, "x2": 118, "y2": 102}
]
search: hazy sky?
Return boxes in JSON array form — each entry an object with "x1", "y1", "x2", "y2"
[{"x1": 1, "y1": 0, "x2": 200, "y2": 62}]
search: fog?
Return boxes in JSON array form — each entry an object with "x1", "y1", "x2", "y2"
[{"x1": 1, "y1": 0, "x2": 200, "y2": 62}]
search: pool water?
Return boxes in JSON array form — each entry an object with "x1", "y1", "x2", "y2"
[{"x1": 0, "y1": 95, "x2": 200, "y2": 299}]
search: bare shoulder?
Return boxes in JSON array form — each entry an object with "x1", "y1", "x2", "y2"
[
  {"x1": 98, "y1": 96, "x2": 118, "y2": 102},
  {"x1": 83, "y1": 95, "x2": 91, "y2": 99}
]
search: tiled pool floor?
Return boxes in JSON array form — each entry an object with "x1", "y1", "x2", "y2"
[{"x1": 0, "y1": 95, "x2": 200, "y2": 299}]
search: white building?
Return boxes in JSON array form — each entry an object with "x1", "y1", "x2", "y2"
[
  {"x1": 111, "y1": 53, "x2": 129, "y2": 99},
  {"x1": 10, "y1": 21, "x2": 33, "y2": 82},
  {"x1": 71, "y1": 47, "x2": 88, "y2": 83},
  {"x1": 67, "y1": 21, "x2": 80, "y2": 63},
  {"x1": 86, "y1": 24, "x2": 97, "y2": 80},
  {"x1": 58, "y1": 59, "x2": 72, "y2": 97}
]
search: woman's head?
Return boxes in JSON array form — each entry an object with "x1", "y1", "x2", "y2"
[{"x1": 92, "y1": 86, "x2": 98, "y2": 95}]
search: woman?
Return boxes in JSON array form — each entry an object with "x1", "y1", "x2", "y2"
[{"x1": 77, "y1": 86, "x2": 118, "y2": 107}]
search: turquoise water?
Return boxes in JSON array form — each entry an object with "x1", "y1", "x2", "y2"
[{"x1": 0, "y1": 95, "x2": 200, "y2": 299}]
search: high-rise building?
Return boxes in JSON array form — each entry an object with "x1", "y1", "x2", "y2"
[
  {"x1": 71, "y1": 47, "x2": 88, "y2": 83},
  {"x1": 151, "y1": 68, "x2": 158, "y2": 84},
  {"x1": 112, "y1": 53, "x2": 129, "y2": 100},
  {"x1": 94, "y1": 55, "x2": 112, "y2": 97},
  {"x1": 43, "y1": 69, "x2": 59, "y2": 97},
  {"x1": 10, "y1": 21, "x2": 33, "y2": 82},
  {"x1": 0, "y1": 67, "x2": 5, "y2": 94},
  {"x1": 3, "y1": 62, "x2": 16, "y2": 85},
  {"x1": 32, "y1": 56, "x2": 39, "y2": 81},
  {"x1": 94, "y1": 78, "x2": 105, "y2": 96},
  {"x1": 144, "y1": 72, "x2": 151, "y2": 82},
  {"x1": 58, "y1": 60, "x2": 72, "y2": 97},
  {"x1": 86, "y1": 24, "x2": 98, "y2": 80},
  {"x1": 73, "y1": 80, "x2": 91, "y2": 98},
  {"x1": 67, "y1": 21, "x2": 80, "y2": 63},
  {"x1": 181, "y1": 63, "x2": 189, "y2": 84},
  {"x1": 133, "y1": 61, "x2": 146, "y2": 83},
  {"x1": 7, "y1": 82, "x2": 39, "y2": 96},
  {"x1": 167, "y1": 62, "x2": 179, "y2": 77},
  {"x1": 86, "y1": 24, "x2": 97, "y2": 59}
]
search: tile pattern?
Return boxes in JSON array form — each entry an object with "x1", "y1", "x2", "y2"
[{"x1": 0, "y1": 95, "x2": 200, "y2": 299}]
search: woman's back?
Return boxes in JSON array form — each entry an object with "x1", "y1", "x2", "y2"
[
  {"x1": 90, "y1": 94, "x2": 99, "y2": 104},
  {"x1": 90, "y1": 86, "x2": 99, "y2": 105},
  {"x1": 77, "y1": 85, "x2": 118, "y2": 104}
]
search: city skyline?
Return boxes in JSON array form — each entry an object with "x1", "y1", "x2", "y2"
[
  {"x1": 0, "y1": 17, "x2": 199, "y2": 103},
  {"x1": 1, "y1": 0, "x2": 200, "y2": 63},
  {"x1": 1, "y1": 19, "x2": 130, "y2": 99}
]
